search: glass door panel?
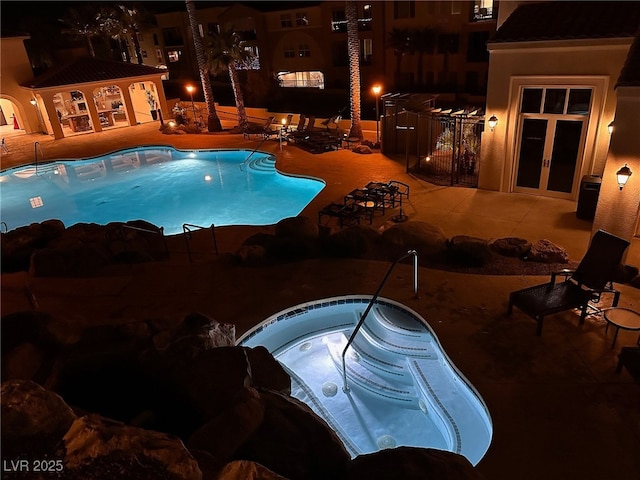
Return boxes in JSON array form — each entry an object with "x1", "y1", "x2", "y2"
[
  {"x1": 547, "y1": 120, "x2": 583, "y2": 193},
  {"x1": 516, "y1": 119, "x2": 547, "y2": 189}
]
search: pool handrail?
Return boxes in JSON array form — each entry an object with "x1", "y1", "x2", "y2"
[
  {"x1": 104, "y1": 223, "x2": 168, "y2": 258},
  {"x1": 183, "y1": 223, "x2": 219, "y2": 262},
  {"x1": 241, "y1": 137, "x2": 270, "y2": 171},
  {"x1": 342, "y1": 249, "x2": 418, "y2": 393},
  {"x1": 34, "y1": 141, "x2": 44, "y2": 174}
]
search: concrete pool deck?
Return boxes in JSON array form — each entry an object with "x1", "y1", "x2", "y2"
[{"x1": 2, "y1": 122, "x2": 640, "y2": 479}]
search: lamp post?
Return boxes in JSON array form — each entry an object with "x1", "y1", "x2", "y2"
[
  {"x1": 186, "y1": 85, "x2": 197, "y2": 125},
  {"x1": 372, "y1": 84, "x2": 382, "y2": 144}
]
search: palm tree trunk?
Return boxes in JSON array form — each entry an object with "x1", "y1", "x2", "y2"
[
  {"x1": 131, "y1": 29, "x2": 143, "y2": 64},
  {"x1": 85, "y1": 34, "x2": 96, "y2": 57},
  {"x1": 228, "y1": 65, "x2": 248, "y2": 132},
  {"x1": 120, "y1": 37, "x2": 131, "y2": 63},
  {"x1": 185, "y1": 0, "x2": 222, "y2": 132},
  {"x1": 346, "y1": 1, "x2": 363, "y2": 140}
]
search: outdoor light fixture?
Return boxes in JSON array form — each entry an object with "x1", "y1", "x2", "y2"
[
  {"x1": 488, "y1": 115, "x2": 498, "y2": 131},
  {"x1": 30, "y1": 98, "x2": 45, "y2": 134},
  {"x1": 372, "y1": 84, "x2": 382, "y2": 143},
  {"x1": 608, "y1": 121, "x2": 615, "y2": 135},
  {"x1": 616, "y1": 164, "x2": 632, "y2": 190},
  {"x1": 186, "y1": 85, "x2": 197, "y2": 124}
]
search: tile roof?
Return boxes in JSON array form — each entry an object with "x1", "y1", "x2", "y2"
[
  {"x1": 22, "y1": 57, "x2": 165, "y2": 89},
  {"x1": 489, "y1": 1, "x2": 640, "y2": 44},
  {"x1": 616, "y1": 30, "x2": 640, "y2": 87}
]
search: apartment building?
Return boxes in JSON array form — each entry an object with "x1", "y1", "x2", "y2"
[{"x1": 154, "y1": 1, "x2": 496, "y2": 103}]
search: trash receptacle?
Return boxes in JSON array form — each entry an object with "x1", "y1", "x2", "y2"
[{"x1": 576, "y1": 175, "x2": 602, "y2": 220}]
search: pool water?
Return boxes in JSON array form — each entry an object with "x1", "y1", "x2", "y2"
[
  {"x1": 238, "y1": 296, "x2": 493, "y2": 465},
  {"x1": 0, "y1": 146, "x2": 325, "y2": 235}
]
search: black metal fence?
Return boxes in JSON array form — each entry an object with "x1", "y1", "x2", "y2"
[{"x1": 381, "y1": 95, "x2": 484, "y2": 187}]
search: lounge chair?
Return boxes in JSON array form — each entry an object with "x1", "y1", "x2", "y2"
[
  {"x1": 507, "y1": 229, "x2": 630, "y2": 335},
  {"x1": 293, "y1": 114, "x2": 307, "y2": 133},
  {"x1": 318, "y1": 201, "x2": 368, "y2": 228},
  {"x1": 243, "y1": 116, "x2": 275, "y2": 139}
]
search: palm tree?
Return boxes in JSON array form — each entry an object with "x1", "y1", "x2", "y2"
[
  {"x1": 185, "y1": 0, "x2": 222, "y2": 132},
  {"x1": 59, "y1": 5, "x2": 101, "y2": 57},
  {"x1": 114, "y1": 3, "x2": 156, "y2": 65},
  {"x1": 96, "y1": 6, "x2": 131, "y2": 62},
  {"x1": 409, "y1": 27, "x2": 437, "y2": 88},
  {"x1": 205, "y1": 24, "x2": 254, "y2": 132},
  {"x1": 345, "y1": 1, "x2": 363, "y2": 140},
  {"x1": 387, "y1": 27, "x2": 411, "y2": 88}
]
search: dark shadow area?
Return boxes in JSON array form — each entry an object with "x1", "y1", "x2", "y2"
[{"x1": 54, "y1": 359, "x2": 205, "y2": 440}]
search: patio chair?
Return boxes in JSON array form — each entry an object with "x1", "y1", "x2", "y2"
[
  {"x1": 507, "y1": 229, "x2": 630, "y2": 336},
  {"x1": 318, "y1": 201, "x2": 370, "y2": 228},
  {"x1": 293, "y1": 114, "x2": 307, "y2": 133},
  {"x1": 243, "y1": 116, "x2": 275, "y2": 139}
]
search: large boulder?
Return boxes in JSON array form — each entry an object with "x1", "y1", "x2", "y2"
[
  {"x1": 275, "y1": 216, "x2": 319, "y2": 240},
  {"x1": 187, "y1": 387, "x2": 265, "y2": 465},
  {"x1": 527, "y1": 239, "x2": 569, "y2": 264},
  {"x1": 1, "y1": 380, "x2": 77, "y2": 459},
  {"x1": 216, "y1": 460, "x2": 287, "y2": 480},
  {"x1": 490, "y1": 237, "x2": 531, "y2": 258},
  {"x1": 380, "y1": 221, "x2": 448, "y2": 259},
  {"x1": 62, "y1": 414, "x2": 202, "y2": 480},
  {"x1": 1, "y1": 311, "x2": 69, "y2": 383},
  {"x1": 347, "y1": 446, "x2": 484, "y2": 480},
  {"x1": 151, "y1": 312, "x2": 236, "y2": 367},
  {"x1": 0, "y1": 219, "x2": 66, "y2": 272},
  {"x1": 235, "y1": 389, "x2": 350, "y2": 480},
  {"x1": 166, "y1": 346, "x2": 291, "y2": 417},
  {"x1": 322, "y1": 225, "x2": 381, "y2": 258},
  {"x1": 2, "y1": 220, "x2": 169, "y2": 276},
  {"x1": 446, "y1": 235, "x2": 493, "y2": 267}
]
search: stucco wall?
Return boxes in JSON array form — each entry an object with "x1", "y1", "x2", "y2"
[
  {"x1": 0, "y1": 36, "x2": 40, "y2": 133},
  {"x1": 593, "y1": 87, "x2": 640, "y2": 244},
  {"x1": 480, "y1": 40, "x2": 633, "y2": 196}
]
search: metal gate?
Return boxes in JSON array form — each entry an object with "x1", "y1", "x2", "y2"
[{"x1": 381, "y1": 95, "x2": 484, "y2": 187}]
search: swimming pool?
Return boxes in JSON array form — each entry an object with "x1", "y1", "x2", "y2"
[
  {"x1": 0, "y1": 146, "x2": 325, "y2": 235},
  {"x1": 238, "y1": 296, "x2": 493, "y2": 465}
]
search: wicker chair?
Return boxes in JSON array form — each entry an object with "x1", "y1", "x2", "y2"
[{"x1": 507, "y1": 230, "x2": 630, "y2": 335}]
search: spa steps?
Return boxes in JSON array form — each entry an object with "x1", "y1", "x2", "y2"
[{"x1": 326, "y1": 307, "x2": 440, "y2": 407}]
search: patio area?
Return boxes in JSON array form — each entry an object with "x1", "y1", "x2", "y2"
[{"x1": 1, "y1": 121, "x2": 640, "y2": 480}]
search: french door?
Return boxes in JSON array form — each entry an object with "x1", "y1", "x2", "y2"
[
  {"x1": 513, "y1": 86, "x2": 591, "y2": 199},
  {"x1": 515, "y1": 118, "x2": 584, "y2": 198}
]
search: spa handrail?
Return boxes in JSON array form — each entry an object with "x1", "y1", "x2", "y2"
[{"x1": 342, "y1": 249, "x2": 418, "y2": 393}]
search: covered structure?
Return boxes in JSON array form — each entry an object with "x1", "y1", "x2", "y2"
[{"x1": 20, "y1": 57, "x2": 168, "y2": 140}]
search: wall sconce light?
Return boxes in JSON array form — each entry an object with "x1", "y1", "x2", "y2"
[
  {"x1": 488, "y1": 115, "x2": 498, "y2": 131},
  {"x1": 30, "y1": 98, "x2": 37, "y2": 106},
  {"x1": 608, "y1": 121, "x2": 614, "y2": 135},
  {"x1": 616, "y1": 164, "x2": 632, "y2": 190}
]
